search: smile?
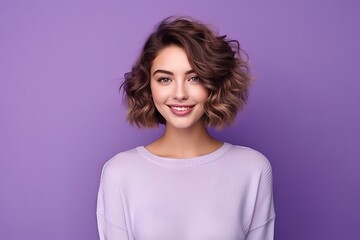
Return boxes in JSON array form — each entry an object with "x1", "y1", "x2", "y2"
[
  {"x1": 168, "y1": 105, "x2": 195, "y2": 116},
  {"x1": 171, "y1": 106, "x2": 191, "y2": 111}
]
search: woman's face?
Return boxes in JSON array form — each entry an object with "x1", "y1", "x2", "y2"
[{"x1": 150, "y1": 45, "x2": 208, "y2": 130}]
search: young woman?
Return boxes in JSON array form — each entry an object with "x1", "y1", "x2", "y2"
[{"x1": 96, "y1": 16, "x2": 275, "y2": 240}]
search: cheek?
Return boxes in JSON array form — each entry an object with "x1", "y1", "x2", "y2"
[
  {"x1": 150, "y1": 86, "x2": 166, "y2": 105},
  {"x1": 150, "y1": 82, "x2": 158, "y2": 100},
  {"x1": 194, "y1": 86, "x2": 209, "y2": 103}
]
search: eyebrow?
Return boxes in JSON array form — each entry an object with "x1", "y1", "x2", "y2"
[{"x1": 152, "y1": 69, "x2": 195, "y2": 76}]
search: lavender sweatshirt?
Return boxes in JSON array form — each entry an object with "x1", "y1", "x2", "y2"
[{"x1": 96, "y1": 143, "x2": 275, "y2": 240}]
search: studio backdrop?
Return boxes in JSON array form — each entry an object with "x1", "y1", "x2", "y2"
[{"x1": 1, "y1": 0, "x2": 359, "y2": 239}]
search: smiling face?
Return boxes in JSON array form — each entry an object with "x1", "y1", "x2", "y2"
[{"x1": 150, "y1": 45, "x2": 209, "y2": 130}]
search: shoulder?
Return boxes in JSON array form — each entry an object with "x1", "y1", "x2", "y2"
[
  {"x1": 227, "y1": 144, "x2": 272, "y2": 175},
  {"x1": 104, "y1": 147, "x2": 140, "y2": 167},
  {"x1": 100, "y1": 147, "x2": 142, "y2": 183}
]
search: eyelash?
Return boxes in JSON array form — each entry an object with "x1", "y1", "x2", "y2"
[
  {"x1": 157, "y1": 76, "x2": 200, "y2": 83},
  {"x1": 189, "y1": 76, "x2": 200, "y2": 82},
  {"x1": 158, "y1": 77, "x2": 171, "y2": 83}
]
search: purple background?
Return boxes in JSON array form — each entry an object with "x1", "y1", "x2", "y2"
[{"x1": 1, "y1": 0, "x2": 359, "y2": 239}]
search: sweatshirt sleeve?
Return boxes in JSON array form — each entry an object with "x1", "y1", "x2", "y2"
[
  {"x1": 96, "y1": 160, "x2": 130, "y2": 240},
  {"x1": 246, "y1": 157, "x2": 276, "y2": 240}
]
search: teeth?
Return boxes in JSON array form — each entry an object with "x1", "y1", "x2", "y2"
[{"x1": 172, "y1": 106, "x2": 190, "y2": 111}]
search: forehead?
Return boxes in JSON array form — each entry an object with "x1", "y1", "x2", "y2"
[{"x1": 151, "y1": 45, "x2": 192, "y2": 74}]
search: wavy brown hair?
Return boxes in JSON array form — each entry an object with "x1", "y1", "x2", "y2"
[{"x1": 121, "y1": 16, "x2": 252, "y2": 129}]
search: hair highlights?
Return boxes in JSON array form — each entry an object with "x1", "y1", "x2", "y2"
[{"x1": 121, "y1": 16, "x2": 252, "y2": 129}]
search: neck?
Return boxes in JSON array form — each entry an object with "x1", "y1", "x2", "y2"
[{"x1": 147, "y1": 122, "x2": 222, "y2": 158}]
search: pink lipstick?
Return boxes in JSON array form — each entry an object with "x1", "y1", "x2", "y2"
[{"x1": 168, "y1": 105, "x2": 194, "y2": 116}]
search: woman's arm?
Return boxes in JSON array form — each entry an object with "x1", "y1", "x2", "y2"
[
  {"x1": 96, "y1": 160, "x2": 130, "y2": 240},
  {"x1": 246, "y1": 217, "x2": 275, "y2": 240},
  {"x1": 246, "y1": 158, "x2": 276, "y2": 240}
]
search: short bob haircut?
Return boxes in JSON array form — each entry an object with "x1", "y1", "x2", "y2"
[{"x1": 121, "y1": 16, "x2": 252, "y2": 129}]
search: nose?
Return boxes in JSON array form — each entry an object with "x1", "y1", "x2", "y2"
[{"x1": 173, "y1": 81, "x2": 188, "y2": 101}]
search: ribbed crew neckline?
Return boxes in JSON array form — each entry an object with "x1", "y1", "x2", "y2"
[{"x1": 136, "y1": 142, "x2": 232, "y2": 167}]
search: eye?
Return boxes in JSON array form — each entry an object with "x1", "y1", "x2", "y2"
[
  {"x1": 188, "y1": 76, "x2": 200, "y2": 82},
  {"x1": 157, "y1": 77, "x2": 171, "y2": 83}
]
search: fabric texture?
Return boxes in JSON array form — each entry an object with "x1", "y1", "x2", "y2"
[{"x1": 96, "y1": 143, "x2": 275, "y2": 240}]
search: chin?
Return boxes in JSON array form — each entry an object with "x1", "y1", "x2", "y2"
[{"x1": 165, "y1": 118, "x2": 205, "y2": 130}]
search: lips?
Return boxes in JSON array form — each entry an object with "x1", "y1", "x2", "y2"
[{"x1": 168, "y1": 105, "x2": 195, "y2": 116}]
